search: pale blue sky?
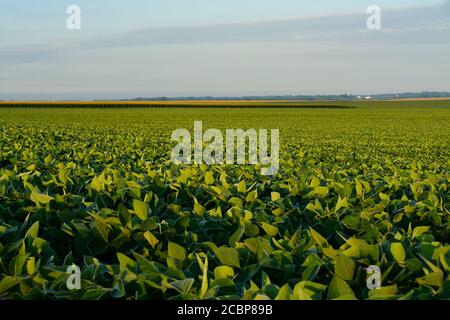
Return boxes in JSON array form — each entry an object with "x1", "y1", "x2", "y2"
[
  {"x1": 0, "y1": 0, "x2": 444, "y2": 44},
  {"x1": 0, "y1": 0, "x2": 449, "y2": 99}
]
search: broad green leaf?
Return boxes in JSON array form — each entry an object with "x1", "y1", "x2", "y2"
[
  {"x1": 168, "y1": 242, "x2": 187, "y2": 262},
  {"x1": 14, "y1": 242, "x2": 28, "y2": 276},
  {"x1": 335, "y1": 196, "x2": 349, "y2": 212},
  {"x1": 0, "y1": 277, "x2": 19, "y2": 295},
  {"x1": 92, "y1": 220, "x2": 110, "y2": 243},
  {"x1": 205, "y1": 171, "x2": 214, "y2": 185},
  {"x1": 391, "y1": 243, "x2": 406, "y2": 264},
  {"x1": 334, "y1": 255, "x2": 355, "y2": 281},
  {"x1": 271, "y1": 192, "x2": 281, "y2": 201},
  {"x1": 327, "y1": 276, "x2": 355, "y2": 300},
  {"x1": 229, "y1": 226, "x2": 244, "y2": 247},
  {"x1": 194, "y1": 201, "x2": 205, "y2": 216},
  {"x1": 90, "y1": 175, "x2": 104, "y2": 192},
  {"x1": 293, "y1": 281, "x2": 326, "y2": 300},
  {"x1": 214, "y1": 266, "x2": 235, "y2": 280},
  {"x1": 117, "y1": 252, "x2": 137, "y2": 272},
  {"x1": 81, "y1": 289, "x2": 109, "y2": 300},
  {"x1": 369, "y1": 285, "x2": 398, "y2": 299},
  {"x1": 237, "y1": 180, "x2": 247, "y2": 193},
  {"x1": 133, "y1": 252, "x2": 161, "y2": 274},
  {"x1": 275, "y1": 284, "x2": 292, "y2": 300},
  {"x1": 355, "y1": 179, "x2": 364, "y2": 198},
  {"x1": 30, "y1": 189, "x2": 53, "y2": 206},
  {"x1": 169, "y1": 278, "x2": 195, "y2": 294},
  {"x1": 132, "y1": 199, "x2": 149, "y2": 220},
  {"x1": 214, "y1": 247, "x2": 240, "y2": 268},
  {"x1": 417, "y1": 272, "x2": 443, "y2": 288},
  {"x1": 25, "y1": 221, "x2": 39, "y2": 239},
  {"x1": 300, "y1": 253, "x2": 322, "y2": 281},
  {"x1": 144, "y1": 231, "x2": 159, "y2": 250},
  {"x1": 246, "y1": 190, "x2": 258, "y2": 202},
  {"x1": 412, "y1": 226, "x2": 430, "y2": 239},
  {"x1": 26, "y1": 257, "x2": 35, "y2": 275},
  {"x1": 260, "y1": 222, "x2": 278, "y2": 237},
  {"x1": 379, "y1": 192, "x2": 390, "y2": 201},
  {"x1": 314, "y1": 186, "x2": 329, "y2": 197},
  {"x1": 309, "y1": 227, "x2": 328, "y2": 248}
]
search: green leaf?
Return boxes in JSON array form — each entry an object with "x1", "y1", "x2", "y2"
[
  {"x1": 260, "y1": 222, "x2": 278, "y2": 237},
  {"x1": 214, "y1": 266, "x2": 235, "y2": 280},
  {"x1": 25, "y1": 221, "x2": 39, "y2": 239},
  {"x1": 133, "y1": 252, "x2": 161, "y2": 274},
  {"x1": 359, "y1": 242, "x2": 379, "y2": 261},
  {"x1": 169, "y1": 278, "x2": 195, "y2": 294},
  {"x1": 245, "y1": 190, "x2": 258, "y2": 202},
  {"x1": 335, "y1": 196, "x2": 349, "y2": 212},
  {"x1": 81, "y1": 288, "x2": 109, "y2": 300},
  {"x1": 391, "y1": 243, "x2": 406, "y2": 264},
  {"x1": 168, "y1": 242, "x2": 186, "y2": 262},
  {"x1": 355, "y1": 179, "x2": 364, "y2": 198},
  {"x1": 379, "y1": 192, "x2": 390, "y2": 201},
  {"x1": 30, "y1": 189, "x2": 53, "y2": 206},
  {"x1": 314, "y1": 186, "x2": 329, "y2": 197},
  {"x1": 144, "y1": 231, "x2": 159, "y2": 250},
  {"x1": 117, "y1": 252, "x2": 137, "y2": 272},
  {"x1": 293, "y1": 281, "x2": 326, "y2": 300},
  {"x1": 369, "y1": 285, "x2": 398, "y2": 299},
  {"x1": 237, "y1": 180, "x2": 247, "y2": 193},
  {"x1": 0, "y1": 276, "x2": 19, "y2": 295},
  {"x1": 327, "y1": 276, "x2": 355, "y2": 300},
  {"x1": 196, "y1": 254, "x2": 209, "y2": 299},
  {"x1": 14, "y1": 242, "x2": 28, "y2": 276},
  {"x1": 417, "y1": 272, "x2": 443, "y2": 288},
  {"x1": 26, "y1": 257, "x2": 35, "y2": 275},
  {"x1": 44, "y1": 154, "x2": 52, "y2": 164},
  {"x1": 132, "y1": 199, "x2": 149, "y2": 220},
  {"x1": 300, "y1": 253, "x2": 322, "y2": 281},
  {"x1": 205, "y1": 171, "x2": 214, "y2": 185},
  {"x1": 412, "y1": 226, "x2": 430, "y2": 239},
  {"x1": 214, "y1": 247, "x2": 240, "y2": 268},
  {"x1": 90, "y1": 175, "x2": 105, "y2": 192},
  {"x1": 334, "y1": 255, "x2": 355, "y2": 281},
  {"x1": 229, "y1": 226, "x2": 244, "y2": 247},
  {"x1": 92, "y1": 220, "x2": 110, "y2": 243},
  {"x1": 275, "y1": 284, "x2": 292, "y2": 300},
  {"x1": 271, "y1": 192, "x2": 281, "y2": 201},
  {"x1": 193, "y1": 200, "x2": 205, "y2": 216},
  {"x1": 309, "y1": 227, "x2": 328, "y2": 247}
]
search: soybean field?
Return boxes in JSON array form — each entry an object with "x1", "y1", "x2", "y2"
[{"x1": 0, "y1": 100, "x2": 449, "y2": 300}]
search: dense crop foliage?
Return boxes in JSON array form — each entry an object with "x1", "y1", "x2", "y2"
[{"x1": 0, "y1": 102, "x2": 449, "y2": 300}]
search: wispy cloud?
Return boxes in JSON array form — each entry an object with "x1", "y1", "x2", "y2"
[{"x1": 1, "y1": 1, "x2": 449, "y2": 65}]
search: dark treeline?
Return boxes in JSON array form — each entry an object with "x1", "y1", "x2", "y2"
[{"x1": 0, "y1": 103, "x2": 354, "y2": 109}]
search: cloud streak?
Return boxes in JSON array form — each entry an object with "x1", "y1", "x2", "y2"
[
  {"x1": 1, "y1": 1, "x2": 449, "y2": 64},
  {"x1": 90, "y1": 2, "x2": 449, "y2": 47}
]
